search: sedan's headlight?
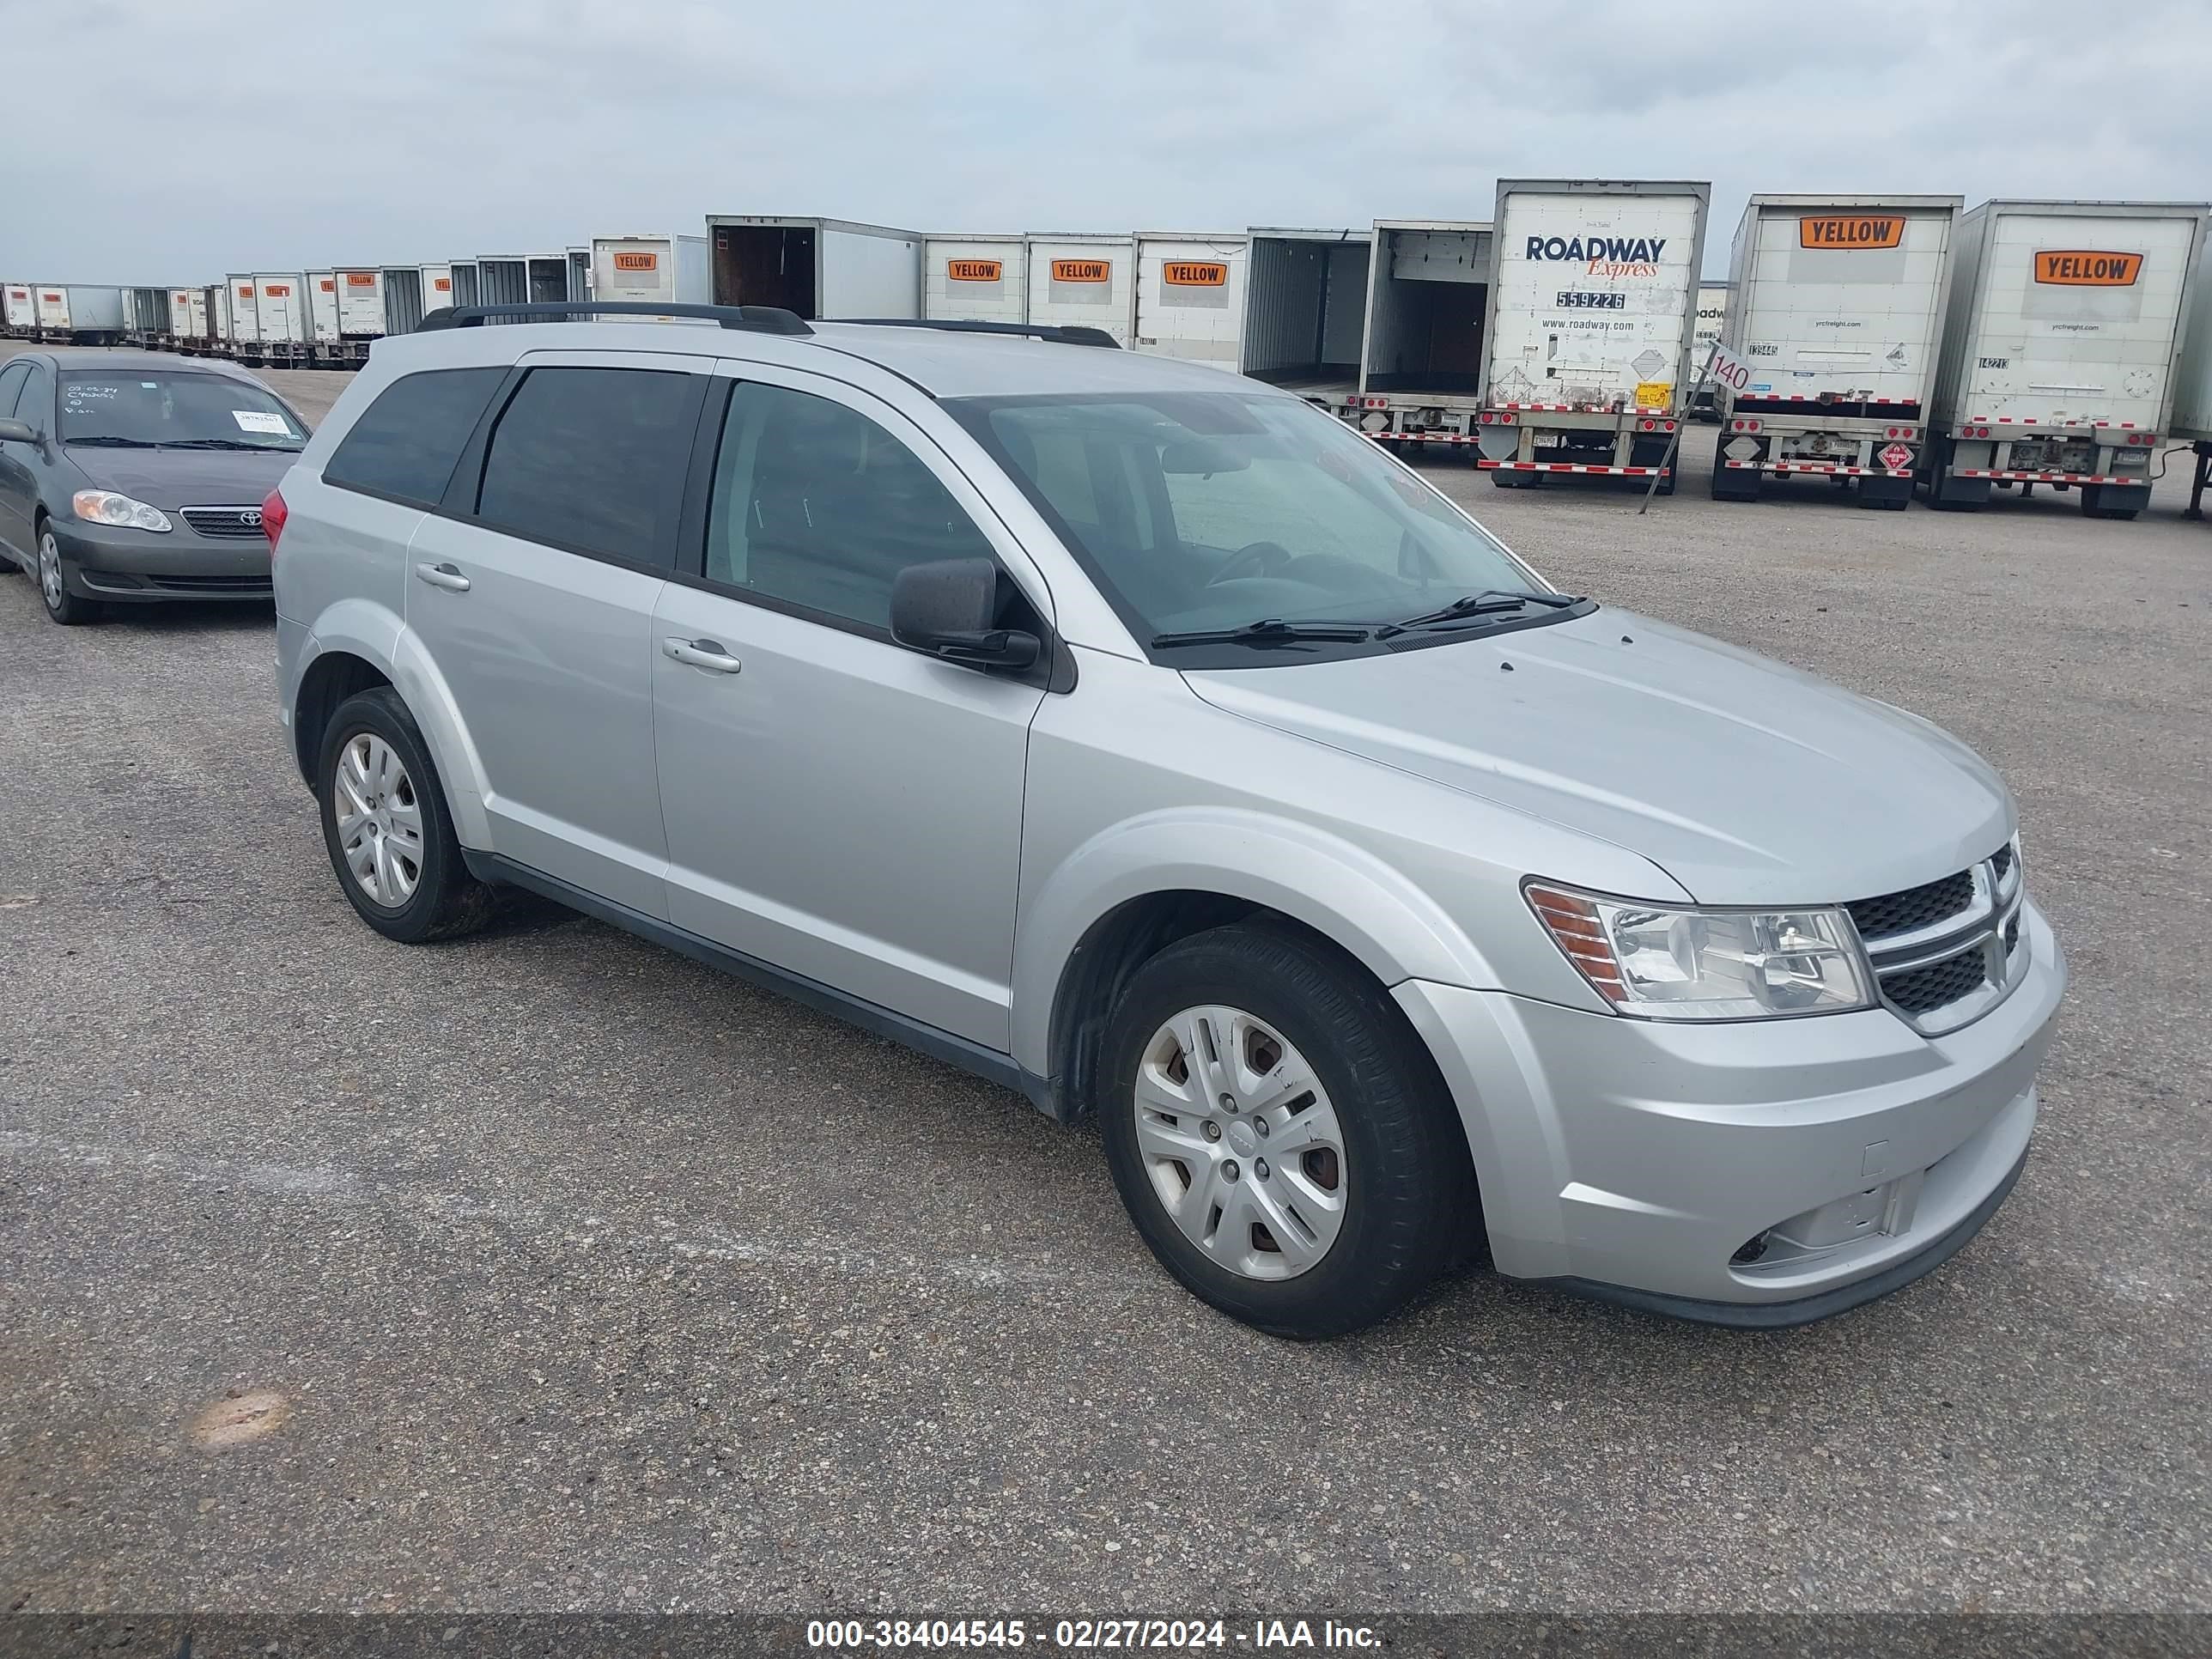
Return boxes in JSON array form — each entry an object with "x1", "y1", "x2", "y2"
[
  {"x1": 71, "y1": 489, "x2": 172, "y2": 532},
  {"x1": 1526, "y1": 881, "x2": 1873, "y2": 1020}
]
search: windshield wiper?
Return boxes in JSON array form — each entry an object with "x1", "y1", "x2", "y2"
[
  {"x1": 64, "y1": 435, "x2": 160, "y2": 447},
  {"x1": 1151, "y1": 617, "x2": 1376, "y2": 649},
  {"x1": 154, "y1": 438, "x2": 296, "y2": 450},
  {"x1": 1376, "y1": 590, "x2": 1583, "y2": 637}
]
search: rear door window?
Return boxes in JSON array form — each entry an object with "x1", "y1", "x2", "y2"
[
  {"x1": 473, "y1": 366, "x2": 703, "y2": 569},
  {"x1": 323, "y1": 367, "x2": 506, "y2": 507}
]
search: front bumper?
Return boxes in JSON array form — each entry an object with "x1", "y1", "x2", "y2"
[
  {"x1": 52, "y1": 519, "x2": 272, "y2": 602},
  {"x1": 1395, "y1": 899, "x2": 2065, "y2": 1322}
]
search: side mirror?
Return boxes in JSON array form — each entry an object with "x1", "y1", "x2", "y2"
[
  {"x1": 890, "y1": 556, "x2": 1041, "y2": 671},
  {"x1": 0, "y1": 417, "x2": 35, "y2": 446}
]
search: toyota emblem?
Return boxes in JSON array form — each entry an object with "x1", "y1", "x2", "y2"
[{"x1": 240, "y1": 509, "x2": 262, "y2": 527}]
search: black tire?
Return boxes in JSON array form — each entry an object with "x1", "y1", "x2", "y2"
[
  {"x1": 1098, "y1": 921, "x2": 1478, "y2": 1339},
  {"x1": 316, "y1": 686, "x2": 494, "y2": 944},
  {"x1": 34, "y1": 520, "x2": 101, "y2": 625}
]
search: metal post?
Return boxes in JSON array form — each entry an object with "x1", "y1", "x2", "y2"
[{"x1": 1640, "y1": 339, "x2": 1721, "y2": 515}]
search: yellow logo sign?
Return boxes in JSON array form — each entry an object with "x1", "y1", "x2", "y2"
[
  {"x1": 2034, "y1": 250, "x2": 2141, "y2": 286},
  {"x1": 613, "y1": 252, "x2": 659, "y2": 271},
  {"x1": 1164, "y1": 261, "x2": 1229, "y2": 287},
  {"x1": 1052, "y1": 259, "x2": 1110, "y2": 283},
  {"x1": 948, "y1": 259, "x2": 1004, "y2": 282},
  {"x1": 1799, "y1": 216, "x2": 1904, "y2": 249}
]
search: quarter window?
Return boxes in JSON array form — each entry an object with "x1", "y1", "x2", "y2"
[
  {"x1": 474, "y1": 367, "x2": 702, "y2": 568},
  {"x1": 703, "y1": 381, "x2": 997, "y2": 631},
  {"x1": 0, "y1": 362, "x2": 29, "y2": 419},
  {"x1": 324, "y1": 368, "x2": 505, "y2": 507}
]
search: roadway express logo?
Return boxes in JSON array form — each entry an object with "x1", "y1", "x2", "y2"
[
  {"x1": 2034, "y1": 250, "x2": 2142, "y2": 286},
  {"x1": 1799, "y1": 216, "x2": 1905, "y2": 248},
  {"x1": 1525, "y1": 234, "x2": 1667, "y2": 277}
]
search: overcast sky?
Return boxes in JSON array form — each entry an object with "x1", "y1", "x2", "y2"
[{"x1": 5, "y1": 0, "x2": 2207, "y2": 283}]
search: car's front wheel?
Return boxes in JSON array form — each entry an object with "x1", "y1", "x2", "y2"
[
  {"x1": 37, "y1": 525, "x2": 100, "y2": 625},
  {"x1": 1099, "y1": 922, "x2": 1477, "y2": 1338},
  {"x1": 317, "y1": 687, "x2": 493, "y2": 944}
]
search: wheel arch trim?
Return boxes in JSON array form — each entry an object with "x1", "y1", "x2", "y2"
[{"x1": 1012, "y1": 808, "x2": 1501, "y2": 1083}]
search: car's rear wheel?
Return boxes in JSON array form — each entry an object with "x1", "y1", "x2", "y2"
[
  {"x1": 318, "y1": 687, "x2": 493, "y2": 944},
  {"x1": 1098, "y1": 922, "x2": 1476, "y2": 1338},
  {"x1": 37, "y1": 524, "x2": 100, "y2": 625}
]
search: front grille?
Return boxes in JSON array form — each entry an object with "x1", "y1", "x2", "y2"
[
  {"x1": 1992, "y1": 844, "x2": 2014, "y2": 883},
  {"x1": 1883, "y1": 949, "x2": 1992, "y2": 1016},
  {"x1": 1845, "y1": 869, "x2": 1975, "y2": 941},
  {"x1": 144, "y1": 574, "x2": 272, "y2": 594},
  {"x1": 179, "y1": 505, "x2": 266, "y2": 539}
]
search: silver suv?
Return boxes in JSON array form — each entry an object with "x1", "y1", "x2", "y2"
[{"x1": 272, "y1": 302, "x2": 2064, "y2": 1339}]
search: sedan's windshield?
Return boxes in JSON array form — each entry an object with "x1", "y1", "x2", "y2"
[
  {"x1": 58, "y1": 372, "x2": 308, "y2": 451},
  {"x1": 951, "y1": 389, "x2": 1559, "y2": 655}
]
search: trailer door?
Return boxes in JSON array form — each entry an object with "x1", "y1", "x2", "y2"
[
  {"x1": 1488, "y1": 191, "x2": 1703, "y2": 410},
  {"x1": 1133, "y1": 235, "x2": 1248, "y2": 368},
  {"x1": 1966, "y1": 211, "x2": 2201, "y2": 430},
  {"x1": 1737, "y1": 208, "x2": 1952, "y2": 407}
]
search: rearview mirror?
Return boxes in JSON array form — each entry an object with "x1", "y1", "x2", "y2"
[
  {"x1": 1159, "y1": 440, "x2": 1249, "y2": 475},
  {"x1": 890, "y1": 557, "x2": 1041, "y2": 672},
  {"x1": 0, "y1": 417, "x2": 35, "y2": 446}
]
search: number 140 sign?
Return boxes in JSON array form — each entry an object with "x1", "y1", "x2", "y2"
[{"x1": 1704, "y1": 339, "x2": 1755, "y2": 397}]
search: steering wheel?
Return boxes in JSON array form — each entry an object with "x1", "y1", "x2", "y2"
[{"x1": 1205, "y1": 540, "x2": 1297, "y2": 587}]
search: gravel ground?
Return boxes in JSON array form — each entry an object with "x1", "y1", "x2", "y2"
[{"x1": 1, "y1": 343, "x2": 2207, "y2": 1616}]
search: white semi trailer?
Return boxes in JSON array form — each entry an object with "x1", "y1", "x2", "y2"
[
  {"x1": 1686, "y1": 280, "x2": 1732, "y2": 419},
  {"x1": 1925, "y1": 199, "x2": 2209, "y2": 520},
  {"x1": 1711, "y1": 195, "x2": 1960, "y2": 510},
  {"x1": 33, "y1": 284, "x2": 126, "y2": 344},
  {"x1": 1474, "y1": 179, "x2": 1710, "y2": 492},
  {"x1": 924, "y1": 235, "x2": 1030, "y2": 325},
  {"x1": 592, "y1": 234, "x2": 710, "y2": 313},
  {"x1": 707, "y1": 216, "x2": 922, "y2": 321},
  {"x1": 1339, "y1": 220, "x2": 1492, "y2": 447}
]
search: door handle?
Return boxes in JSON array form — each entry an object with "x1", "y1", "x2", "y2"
[
  {"x1": 414, "y1": 561, "x2": 471, "y2": 592},
  {"x1": 662, "y1": 636, "x2": 742, "y2": 674}
]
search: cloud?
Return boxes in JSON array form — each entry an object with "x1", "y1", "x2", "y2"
[{"x1": 2, "y1": 0, "x2": 2206, "y2": 281}]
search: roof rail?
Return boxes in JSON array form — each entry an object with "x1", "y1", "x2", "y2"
[
  {"x1": 416, "y1": 302, "x2": 813, "y2": 336},
  {"x1": 828, "y1": 318, "x2": 1121, "y2": 349}
]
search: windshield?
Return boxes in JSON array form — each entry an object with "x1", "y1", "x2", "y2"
[
  {"x1": 58, "y1": 372, "x2": 308, "y2": 451},
  {"x1": 951, "y1": 389, "x2": 1557, "y2": 655}
]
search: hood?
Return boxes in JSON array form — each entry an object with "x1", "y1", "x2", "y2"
[
  {"x1": 65, "y1": 445, "x2": 300, "y2": 508},
  {"x1": 1183, "y1": 608, "x2": 2013, "y2": 907}
]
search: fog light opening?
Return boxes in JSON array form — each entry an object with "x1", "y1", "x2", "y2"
[{"x1": 1731, "y1": 1231, "x2": 1771, "y2": 1266}]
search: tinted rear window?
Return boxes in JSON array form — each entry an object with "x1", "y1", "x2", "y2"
[
  {"x1": 324, "y1": 368, "x2": 505, "y2": 507},
  {"x1": 472, "y1": 367, "x2": 702, "y2": 568}
]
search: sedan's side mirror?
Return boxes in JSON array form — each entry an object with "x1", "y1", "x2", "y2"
[
  {"x1": 890, "y1": 556, "x2": 1041, "y2": 671},
  {"x1": 0, "y1": 417, "x2": 35, "y2": 446}
]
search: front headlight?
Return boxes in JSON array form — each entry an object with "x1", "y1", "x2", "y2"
[
  {"x1": 1526, "y1": 881, "x2": 1874, "y2": 1021},
  {"x1": 71, "y1": 489, "x2": 172, "y2": 532}
]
